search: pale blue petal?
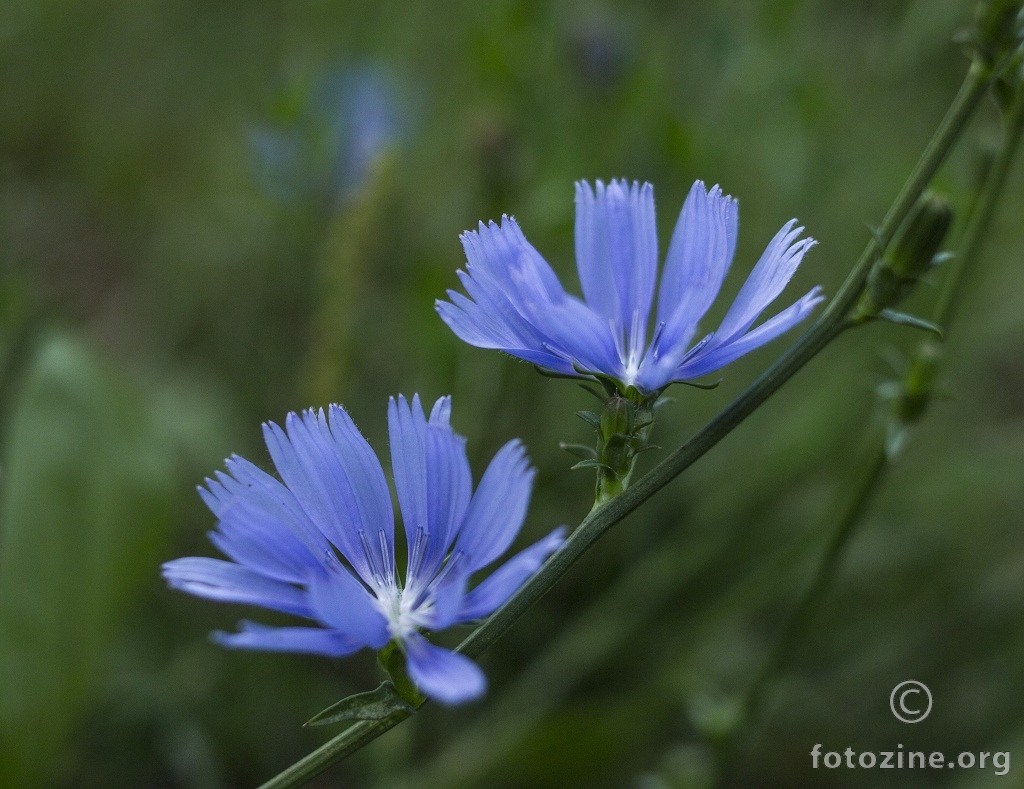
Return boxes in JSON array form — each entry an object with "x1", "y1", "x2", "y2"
[
  {"x1": 435, "y1": 292, "x2": 520, "y2": 350},
  {"x1": 428, "y1": 395, "x2": 452, "y2": 426},
  {"x1": 403, "y1": 632, "x2": 486, "y2": 704},
  {"x1": 437, "y1": 295, "x2": 579, "y2": 374},
  {"x1": 498, "y1": 216, "x2": 572, "y2": 301},
  {"x1": 307, "y1": 568, "x2": 390, "y2": 648},
  {"x1": 208, "y1": 511, "x2": 314, "y2": 586},
  {"x1": 326, "y1": 404, "x2": 396, "y2": 577},
  {"x1": 419, "y1": 420, "x2": 472, "y2": 577},
  {"x1": 389, "y1": 395, "x2": 472, "y2": 584},
  {"x1": 425, "y1": 568, "x2": 469, "y2": 631},
  {"x1": 454, "y1": 439, "x2": 534, "y2": 573},
  {"x1": 437, "y1": 216, "x2": 619, "y2": 377},
  {"x1": 218, "y1": 456, "x2": 337, "y2": 562},
  {"x1": 388, "y1": 394, "x2": 429, "y2": 564},
  {"x1": 458, "y1": 527, "x2": 565, "y2": 621},
  {"x1": 436, "y1": 221, "x2": 572, "y2": 369},
  {"x1": 656, "y1": 181, "x2": 738, "y2": 350},
  {"x1": 713, "y1": 221, "x2": 817, "y2": 342},
  {"x1": 521, "y1": 293, "x2": 623, "y2": 377},
  {"x1": 676, "y1": 287, "x2": 825, "y2": 379},
  {"x1": 213, "y1": 621, "x2": 362, "y2": 657},
  {"x1": 574, "y1": 180, "x2": 658, "y2": 330},
  {"x1": 630, "y1": 347, "x2": 688, "y2": 395},
  {"x1": 263, "y1": 409, "x2": 393, "y2": 589},
  {"x1": 162, "y1": 557, "x2": 312, "y2": 618},
  {"x1": 201, "y1": 458, "x2": 336, "y2": 584}
]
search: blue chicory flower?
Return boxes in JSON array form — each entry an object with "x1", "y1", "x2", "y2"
[
  {"x1": 437, "y1": 179, "x2": 824, "y2": 397},
  {"x1": 162, "y1": 395, "x2": 564, "y2": 705}
]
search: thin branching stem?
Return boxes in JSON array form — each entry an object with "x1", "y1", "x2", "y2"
[{"x1": 934, "y1": 86, "x2": 1024, "y2": 330}]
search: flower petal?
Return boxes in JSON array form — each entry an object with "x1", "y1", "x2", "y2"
[
  {"x1": 458, "y1": 527, "x2": 565, "y2": 621},
  {"x1": 162, "y1": 557, "x2": 312, "y2": 618},
  {"x1": 208, "y1": 510, "x2": 313, "y2": 587},
  {"x1": 425, "y1": 569, "x2": 469, "y2": 631},
  {"x1": 437, "y1": 294, "x2": 580, "y2": 374},
  {"x1": 326, "y1": 404, "x2": 396, "y2": 575},
  {"x1": 454, "y1": 439, "x2": 534, "y2": 573},
  {"x1": 388, "y1": 394, "x2": 428, "y2": 559},
  {"x1": 437, "y1": 216, "x2": 622, "y2": 379},
  {"x1": 575, "y1": 180, "x2": 658, "y2": 331},
  {"x1": 676, "y1": 286, "x2": 825, "y2": 379},
  {"x1": 213, "y1": 621, "x2": 362, "y2": 657},
  {"x1": 403, "y1": 632, "x2": 486, "y2": 704},
  {"x1": 389, "y1": 395, "x2": 472, "y2": 583},
  {"x1": 421, "y1": 418, "x2": 472, "y2": 575},
  {"x1": 262, "y1": 407, "x2": 394, "y2": 589},
  {"x1": 307, "y1": 568, "x2": 391, "y2": 648},
  {"x1": 437, "y1": 223, "x2": 573, "y2": 371},
  {"x1": 656, "y1": 181, "x2": 738, "y2": 350},
  {"x1": 201, "y1": 456, "x2": 337, "y2": 584},
  {"x1": 713, "y1": 220, "x2": 817, "y2": 343}
]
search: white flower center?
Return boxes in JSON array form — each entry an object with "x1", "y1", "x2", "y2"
[{"x1": 376, "y1": 585, "x2": 425, "y2": 641}]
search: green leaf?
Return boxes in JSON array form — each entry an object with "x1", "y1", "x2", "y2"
[
  {"x1": 304, "y1": 682, "x2": 415, "y2": 728},
  {"x1": 877, "y1": 309, "x2": 945, "y2": 337},
  {"x1": 0, "y1": 333, "x2": 177, "y2": 786}
]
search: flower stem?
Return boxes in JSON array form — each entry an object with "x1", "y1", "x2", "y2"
[
  {"x1": 255, "y1": 58, "x2": 995, "y2": 789},
  {"x1": 933, "y1": 84, "x2": 1024, "y2": 330}
]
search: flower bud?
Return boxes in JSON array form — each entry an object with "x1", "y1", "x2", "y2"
[
  {"x1": 600, "y1": 395, "x2": 635, "y2": 439},
  {"x1": 858, "y1": 194, "x2": 953, "y2": 319},
  {"x1": 894, "y1": 340, "x2": 942, "y2": 425},
  {"x1": 890, "y1": 194, "x2": 954, "y2": 281},
  {"x1": 973, "y1": 0, "x2": 1024, "y2": 68}
]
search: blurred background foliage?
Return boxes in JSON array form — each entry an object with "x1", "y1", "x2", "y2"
[{"x1": 0, "y1": 0, "x2": 1022, "y2": 786}]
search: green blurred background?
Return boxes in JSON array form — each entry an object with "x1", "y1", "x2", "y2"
[{"x1": 1, "y1": 1, "x2": 1023, "y2": 786}]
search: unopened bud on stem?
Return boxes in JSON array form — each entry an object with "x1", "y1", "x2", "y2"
[{"x1": 856, "y1": 194, "x2": 954, "y2": 320}]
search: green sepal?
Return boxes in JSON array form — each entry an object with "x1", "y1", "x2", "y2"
[
  {"x1": 675, "y1": 377, "x2": 723, "y2": 391},
  {"x1": 570, "y1": 363, "x2": 619, "y2": 397},
  {"x1": 378, "y1": 641, "x2": 426, "y2": 707},
  {"x1": 571, "y1": 458, "x2": 614, "y2": 472},
  {"x1": 575, "y1": 410, "x2": 602, "y2": 429},
  {"x1": 532, "y1": 364, "x2": 580, "y2": 381},
  {"x1": 877, "y1": 309, "x2": 945, "y2": 338},
  {"x1": 304, "y1": 681, "x2": 414, "y2": 728},
  {"x1": 855, "y1": 194, "x2": 954, "y2": 320},
  {"x1": 559, "y1": 442, "x2": 597, "y2": 460}
]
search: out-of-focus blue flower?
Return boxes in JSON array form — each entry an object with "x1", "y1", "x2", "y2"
[
  {"x1": 249, "y1": 66, "x2": 404, "y2": 207},
  {"x1": 162, "y1": 395, "x2": 563, "y2": 705},
  {"x1": 437, "y1": 180, "x2": 824, "y2": 398}
]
